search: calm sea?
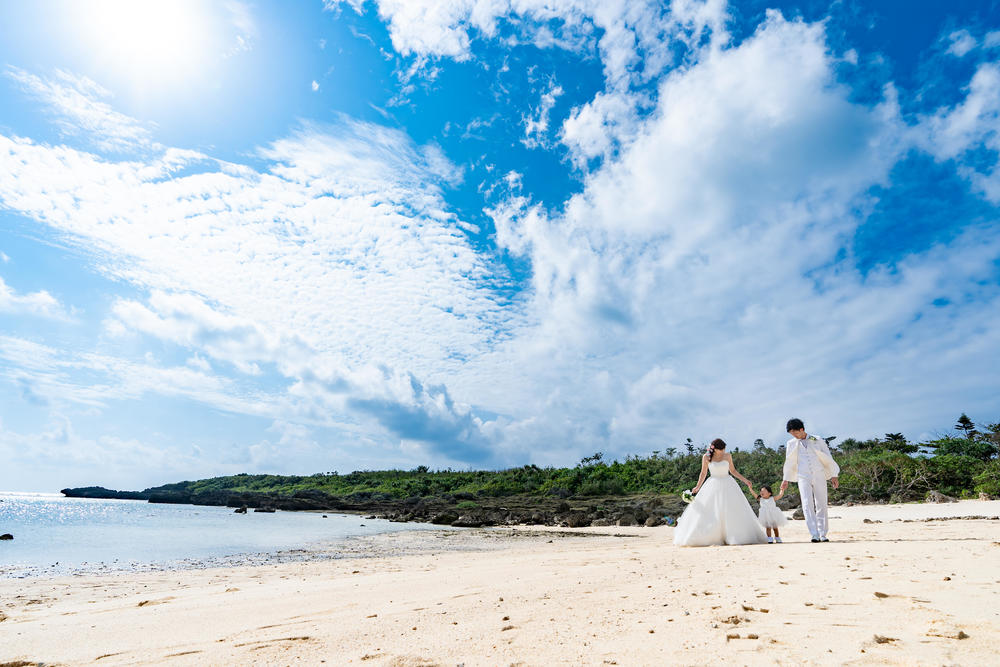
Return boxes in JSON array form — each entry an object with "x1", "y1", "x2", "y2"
[{"x1": 0, "y1": 492, "x2": 446, "y2": 578}]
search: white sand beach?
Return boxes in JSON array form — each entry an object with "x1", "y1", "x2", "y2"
[{"x1": 2, "y1": 500, "x2": 999, "y2": 666}]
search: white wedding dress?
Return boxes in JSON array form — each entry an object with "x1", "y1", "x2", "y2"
[{"x1": 673, "y1": 460, "x2": 768, "y2": 546}]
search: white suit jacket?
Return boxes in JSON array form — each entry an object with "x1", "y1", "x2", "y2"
[{"x1": 783, "y1": 435, "x2": 840, "y2": 482}]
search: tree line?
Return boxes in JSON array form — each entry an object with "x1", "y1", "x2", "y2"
[{"x1": 139, "y1": 414, "x2": 999, "y2": 505}]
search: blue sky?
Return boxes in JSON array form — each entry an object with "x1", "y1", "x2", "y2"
[{"x1": 1, "y1": 0, "x2": 999, "y2": 492}]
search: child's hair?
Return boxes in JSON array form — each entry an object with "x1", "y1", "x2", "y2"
[
  {"x1": 760, "y1": 485, "x2": 772, "y2": 496},
  {"x1": 786, "y1": 418, "x2": 805, "y2": 432},
  {"x1": 707, "y1": 438, "x2": 726, "y2": 460}
]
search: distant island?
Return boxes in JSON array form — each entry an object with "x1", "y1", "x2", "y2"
[{"x1": 64, "y1": 415, "x2": 999, "y2": 527}]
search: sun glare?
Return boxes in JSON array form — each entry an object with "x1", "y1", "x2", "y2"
[{"x1": 77, "y1": 0, "x2": 215, "y2": 91}]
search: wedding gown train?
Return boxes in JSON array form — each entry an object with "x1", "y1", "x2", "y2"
[{"x1": 673, "y1": 460, "x2": 768, "y2": 546}]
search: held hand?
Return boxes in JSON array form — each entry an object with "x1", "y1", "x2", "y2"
[
  {"x1": 780, "y1": 480, "x2": 789, "y2": 492},
  {"x1": 831, "y1": 476, "x2": 840, "y2": 489},
  {"x1": 693, "y1": 485, "x2": 701, "y2": 494}
]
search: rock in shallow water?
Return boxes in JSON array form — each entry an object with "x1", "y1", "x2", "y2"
[{"x1": 0, "y1": 533, "x2": 13, "y2": 540}]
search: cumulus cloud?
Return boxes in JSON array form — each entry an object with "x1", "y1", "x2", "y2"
[
  {"x1": 478, "y1": 11, "x2": 1000, "y2": 455},
  {"x1": 560, "y1": 91, "x2": 639, "y2": 167},
  {"x1": 331, "y1": 0, "x2": 731, "y2": 169},
  {"x1": 0, "y1": 275, "x2": 70, "y2": 320}
]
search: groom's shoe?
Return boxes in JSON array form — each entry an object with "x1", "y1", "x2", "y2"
[
  {"x1": 810, "y1": 537, "x2": 820, "y2": 543},
  {"x1": 820, "y1": 537, "x2": 830, "y2": 542}
]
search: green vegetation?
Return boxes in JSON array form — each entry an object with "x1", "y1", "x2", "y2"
[{"x1": 139, "y1": 415, "x2": 1000, "y2": 504}]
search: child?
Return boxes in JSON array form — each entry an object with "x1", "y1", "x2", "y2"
[{"x1": 755, "y1": 485, "x2": 787, "y2": 543}]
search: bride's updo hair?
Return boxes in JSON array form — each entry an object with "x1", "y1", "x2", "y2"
[{"x1": 706, "y1": 438, "x2": 727, "y2": 460}]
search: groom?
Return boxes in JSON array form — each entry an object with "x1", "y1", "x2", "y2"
[{"x1": 780, "y1": 418, "x2": 840, "y2": 543}]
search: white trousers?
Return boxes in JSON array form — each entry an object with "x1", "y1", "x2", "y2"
[{"x1": 797, "y1": 474, "x2": 829, "y2": 539}]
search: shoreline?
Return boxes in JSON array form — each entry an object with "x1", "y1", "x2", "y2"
[
  {"x1": 2, "y1": 500, "x2": 999, "y2": 666},
  {"x1": 2, "y1": 496, "x2": 997, "y2": 580}
]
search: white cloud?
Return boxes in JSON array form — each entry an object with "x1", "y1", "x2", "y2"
[
  {"x1": 331, "y1": 1, "x2": 730, "y2": 173},
  {"x1": 4, "y1": 3, "x2": 1000, "y2": 478},
  {"x1": 0, "y1": 275, "x2": 70, "y2": 320},
  {"x1": 312, "y1": 80, "x2": 320, "y2": 91},
  {"x1": 522, "y1": 81, "x2": 563, "y2": 149},
  {"x1": 475, "y1": 10, "x2": 1000, "y2": 457},
  {"x1": 917, "y1": 62, "x2": 1000, "y2": 202},
  {"x1": 0, "y1": 93, "x2": 511, "y2": 461},
  {"x1": 0, "y1": 334, "x2": 263, "y2": 414},
  {"x1": 560, "y1": 90, "x2": 639, "y2": 167},
  {"x1": 946, "y1": 29, "x2": 977, "y2": 58},
  {"x1": 225, "y1": 0, "x2": 258, "y2": 56},
  {"x1": 5, "y1": 67, "x2": 154, "y2": 152},
  {"x1": 332, "y1": 1, "x2": 727, "y2": 87},
  {"x1": 0, "y1": 413, "x2": 229, "y2": 491}
]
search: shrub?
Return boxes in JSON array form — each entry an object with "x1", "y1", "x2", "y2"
[
  {"x1": 926, "y1": 437, "x2": 997, "y2": 461},
  {"x1": 973, "y1": 460, "x2": 1000, "y2": 497}
]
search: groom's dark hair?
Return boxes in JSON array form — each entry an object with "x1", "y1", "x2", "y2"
[{"x1": 786, "y1": 418, "x2": 805, "y2": 432}]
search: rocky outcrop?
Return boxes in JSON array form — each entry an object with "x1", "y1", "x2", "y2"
[
  {"x1": 616, "y1": 513, "x2": 637, "y2": 527},
  {"x1": 452, "y1": 514, "x2": 486, "y2": 527},
  {"x1": 60, "y1": 484, "x2": 685, "y2": 529},
  {"x1": 0, "y1": 533, "x2": 12, "y2": 540},
  {"x1": 926, "y1": 490, "x2": 958, "y2": 503},
  {"x1": 60, "y1": 486, "x2": 149, "y2": 500}
]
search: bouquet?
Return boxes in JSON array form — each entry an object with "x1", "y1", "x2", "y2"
[{"x1": 681, "y1": 489, "x2": 694, "y2": 504}]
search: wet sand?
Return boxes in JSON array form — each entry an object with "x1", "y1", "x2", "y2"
[{"x1": 2, "y1": 500, "x2": 998, "y2": 666}]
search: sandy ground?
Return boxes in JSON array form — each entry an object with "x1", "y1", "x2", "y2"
[{"x1": 2, "y1": 500, "x2": 999, "y2": 666}]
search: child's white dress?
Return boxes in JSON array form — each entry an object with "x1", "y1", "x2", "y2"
[{"x1": 757, "y1": 497, "x2": 787, "y2": 528}]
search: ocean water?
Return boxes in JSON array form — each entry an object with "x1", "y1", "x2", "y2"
[{"x1": 0, "y1": 492, "x2": 447, "y2": 578}]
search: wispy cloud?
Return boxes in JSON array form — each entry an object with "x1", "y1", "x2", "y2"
[
  {"x1": 5, "y1": 67, "x2": 153, "y2": 152},
  {"x1": 0, "y1": 98, "x2": 511, "y2": 462},
  {"x1": 917, "y1": 62, "x2": 1000, "y2": 202},
  {"x1": 522, "y1": 80, "x2": 563, "y2": 149},
  {"x1": 0, "y1": 334, "x2": 268, "y2": 415},
  {"x1": 224, "y1": 0, "x2": 258, "y2": 57}
]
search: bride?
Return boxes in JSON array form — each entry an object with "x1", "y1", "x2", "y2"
[{"x1": 673, "y1": 439, "x2": 768, "y2": 546}]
